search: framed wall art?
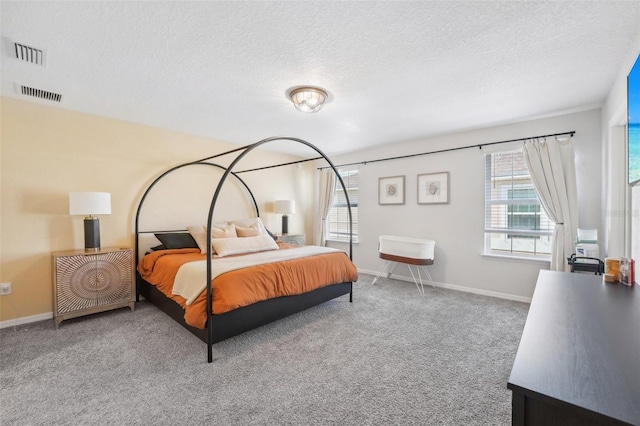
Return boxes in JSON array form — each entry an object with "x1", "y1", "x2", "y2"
[
  {"x1": 378, "y1": 175, "x2": 405, "y2": 205},
  {"x1": 418, "y1": 172, "x2": 449, "y2": 204}
]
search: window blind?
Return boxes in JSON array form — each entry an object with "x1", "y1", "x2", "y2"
[
  {"x1": 328, "y1": 167, "x2": 358, "y2": 242},
  {"x1": 484, "y1": 150, "x2": 553, "y2": 257}
]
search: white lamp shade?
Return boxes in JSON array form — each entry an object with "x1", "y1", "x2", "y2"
[
  {"x1": 275, "y1": 200, "x2": 295, "y2": 215},
  {"x1": 69, "y1": 192, "x2": 111, "y2": 216}
]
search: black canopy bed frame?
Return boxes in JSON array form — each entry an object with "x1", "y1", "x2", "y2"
[{"x1": 135, "y1": 136, "x2": 354, "y2": 363}]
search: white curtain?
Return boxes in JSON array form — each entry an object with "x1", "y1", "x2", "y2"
[
  {"x1": 314, "y1": 168, "x2": 337, "y2": 246},
  {"x1": 524, "y1": 137, "x2": 578, "y2": 271}
]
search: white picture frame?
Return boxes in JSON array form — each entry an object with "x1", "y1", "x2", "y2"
[
  {"x1": 418, "y1": 172, "x2": 449, "y2": 204},
  {"x1": 378, "y1": 175, "x2": 405, "y2": 205}
]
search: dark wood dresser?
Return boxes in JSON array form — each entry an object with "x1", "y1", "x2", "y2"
[{"x1": 508, "y1": 270, "x2": 639, "y2": 426}]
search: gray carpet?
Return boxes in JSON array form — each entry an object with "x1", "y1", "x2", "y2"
[{"x1": 0, "y1": 274, "x2": 528, "y2": 425}]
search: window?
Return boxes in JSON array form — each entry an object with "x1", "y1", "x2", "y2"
[
  {"x1": 328, "y1": 168, "x2": 358, "y2": 242},
  {"x1": 484, "y1": 150, "x2": 553, "y2": 258}
]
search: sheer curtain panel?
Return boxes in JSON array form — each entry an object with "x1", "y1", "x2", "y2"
[
  {"x1": 523, "y1": 138, "x2": 578, "y2": 271},
  {"x1": 315, "y1": 169, "x2": 337, "y2": 246}
]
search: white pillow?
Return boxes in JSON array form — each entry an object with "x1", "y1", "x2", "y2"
[
  {"x1": 187, "y1": 225, "x2": 208, "y2": 254},
  {"x1": 187, "y1": 222, "x2": 236, "y2": 254},
  {"x1": 235, "y1": 225, "x2": 260, "y2": 237},
  {"x1": 213, "y1": 223, "x2": 237, "y2": 238},
  {"x1": 228, "y1": 217, "x2": 268, "y2": 236},
  {"x1": 212, "y1": 234, "x2": 279, "y2": 257}
]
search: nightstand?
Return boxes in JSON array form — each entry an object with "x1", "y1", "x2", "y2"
[
  {"x1": 52, "y1": 247, "x2": 135, "y2": 328},
  {"x1": 276, "y1": 233, "x2": 305, "y2": 245}
]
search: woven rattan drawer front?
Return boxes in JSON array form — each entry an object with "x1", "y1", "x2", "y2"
[
  {"x1": 52, "y1": 248, "x2": 134, "y2": 327},
  {"x1": 95, "y1": 251, "x2": 133, "y2": 306},
  {"x1": 55, "y1": 253, "x2": 98, "y2": 314}
]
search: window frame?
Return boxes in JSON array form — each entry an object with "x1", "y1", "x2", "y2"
[{"x1": 484, "y1": 149, "x2": 552, "y2": 260}]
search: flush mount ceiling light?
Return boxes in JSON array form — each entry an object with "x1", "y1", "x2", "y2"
[{"x1": 289, "y1": 86, "x2": 328, "y2": 113}]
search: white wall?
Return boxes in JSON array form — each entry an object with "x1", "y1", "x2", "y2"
[
  {"x1": 326, "y1": 109, "x2": 602, "y2": 301},
  {"x1": 602, "y1": 23, "x2": 640, "y2": 261}
]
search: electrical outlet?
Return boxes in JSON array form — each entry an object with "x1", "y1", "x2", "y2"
[{"x1": 0, "y1": 282, "x2": 12, "y2": 296}]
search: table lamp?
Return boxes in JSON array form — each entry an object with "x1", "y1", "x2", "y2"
[
  {"x1": 275, "y1": 200, "x2": 295, "y2": 234},
  {"x1": 69, "y1": 192, "x2": 111, "y2": 251}
]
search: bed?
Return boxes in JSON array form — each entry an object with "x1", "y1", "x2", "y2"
[{"x1": 135, "y1": 137, "x2": 357, "y2": 363}]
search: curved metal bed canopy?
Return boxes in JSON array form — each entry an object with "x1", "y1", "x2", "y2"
[
  {"x1": 134, "y1": 162, "x2": 259, "y2": 267},
  {"x1": 134, "y1": 136, "x2": 354, "y2": 363}
]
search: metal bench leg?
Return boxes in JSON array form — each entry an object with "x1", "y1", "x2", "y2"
[
  {"x1": 373, "y1": 260, "x2": 433, "y2": 295},
  {"x1": 420, "y1": 265, "x2": 435, "y2": 287},
  {"x1": 386, "y1": 262, "x2": 399, "y2": 279},
  {"x1": 372, "y1": 261, "x2": 392, "y2": 285},
  {"x1": 407, "y1": 265, "x2": 424, "y2": 295},
  {"x1": 416, "y1": 265, "x2": 425, "y2": 295}
]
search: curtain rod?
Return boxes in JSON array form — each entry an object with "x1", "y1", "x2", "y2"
[
  {"x1": 235, "y1": 156, "x2": 324, "y2": 174},
  {"x1": 316, "y1": 131, "x2": 575, "y2": 170}
]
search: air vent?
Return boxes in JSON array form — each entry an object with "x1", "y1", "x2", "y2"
[
  {"x1": 19, "y1": 85, "x2": 62, "y2": 102},
  {"x1": 11, "y1": 40, "x2": 46, "y2": 66}
]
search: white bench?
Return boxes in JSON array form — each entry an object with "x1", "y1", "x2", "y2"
[{"x1": 372, "y1": 235, "x2": 436, "y2": 294}]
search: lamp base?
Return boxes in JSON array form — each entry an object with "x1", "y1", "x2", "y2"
[
  {"x1": 281, "y1": 215, "x2": 289, "y2": 234},
  {"x1": 84, "y1": 217, "x2": 101, "y2": 251}
]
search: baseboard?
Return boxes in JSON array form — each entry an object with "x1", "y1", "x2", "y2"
[
  {"x1": 358, "y1": 268, "x2": 532, "y2": 304},
  {"x1": 0, "y1": 312, "x2": 53, "y2": 329},
  {"x1": 0, "y1": 272, "x2": 530, "y2": 329}
]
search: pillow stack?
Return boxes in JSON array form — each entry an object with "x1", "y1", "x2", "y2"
[{"x1": 187, "y1": 217, "x2": 278, "y2": 256}]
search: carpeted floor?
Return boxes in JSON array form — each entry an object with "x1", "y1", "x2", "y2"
[{"x1": 0, "y1": 274, "x2": 528, "y2": 425}]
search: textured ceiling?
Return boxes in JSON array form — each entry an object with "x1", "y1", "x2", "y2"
[{"x1": 1, "y1": 1, "x2": 639, "y2": 157}]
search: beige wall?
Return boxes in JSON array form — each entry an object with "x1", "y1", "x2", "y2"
[{"x1": 0, "y1": 97, "x2": 312, "y2": 324}]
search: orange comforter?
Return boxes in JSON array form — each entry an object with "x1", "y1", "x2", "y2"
[{"x1": 137, "y1": 243, "x2": 358, "y2": 329}]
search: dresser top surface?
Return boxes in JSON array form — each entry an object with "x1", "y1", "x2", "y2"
[{"x1": 52, "y1": 247, "x2": 131, "y2": 257}]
